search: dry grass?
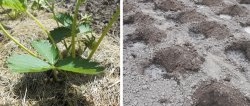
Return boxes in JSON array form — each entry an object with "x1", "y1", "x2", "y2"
[{"x1": 0, "y1": 6, "x2": 120, "y2": 106}]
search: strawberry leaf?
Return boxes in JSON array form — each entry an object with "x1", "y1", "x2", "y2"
[
  {"x1": 31, "y1": 40, "x2": 59, "y2": 64},
  {"x1": 50, "y1": 27, "x2": 71, "y2": 43},
  {"x1": 54, "y1": 13, "x2": 73, "y2": 28},
  {"x1": 7, "y1": 54, "x2": 52, "y2": 73},
  {"x1": 78, "y1": 23, "x2": 92, "y2": 33},
  {"x1": 0, "y1": 0, "x2": 27, "y2": 12},
  {"x1": 55, "y1": 57, "x2": 104, "y2": 74}
]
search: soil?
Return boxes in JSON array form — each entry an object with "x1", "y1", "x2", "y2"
[
  {"x1": 0, "y1": 0, "x2": 119, "y2": 106},
  {"x1": 124, "y1": 0, "x2": 250, "y2": 106}
]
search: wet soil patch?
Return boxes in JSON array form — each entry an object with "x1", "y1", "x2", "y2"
[
  {"x1": 192, "y1": 81, "x2": 250, "y2": 106},
  {"x1": 153, "y1": 45, "x2": 205, "y2": 74},
  {"x1": 153, "y1": 0, "x2": 184, "y2": 12},
  {"x1": 189, "y1": 21, "x2": 232, "y2": 39},
  {"x1": 128, "y1": 25, "x2": 166, "y2": 44},
  {"x1": 175, "y1": 10, "x2": 207, "y2": 24},
  {"x1": 218, "y1": 5, "x2": 248, "y2": 17}
]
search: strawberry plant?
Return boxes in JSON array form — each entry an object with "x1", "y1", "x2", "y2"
[{"x1": 0, "y1": 0, "x2": 120, "y2": 81}]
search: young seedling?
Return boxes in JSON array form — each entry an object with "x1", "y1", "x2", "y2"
[{"x1": 0, "y1": 0, "x2": 120, "y2": 82}]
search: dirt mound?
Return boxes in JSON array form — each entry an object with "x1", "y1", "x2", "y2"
[
  {"x1": 176, "y1": 10, "x2": 207, "y2": 23},
  {"x1": 124, "y1": 12, "x2": 154, "y2": 25},
  {"x1": 190, "y1": 21, "x2": 231, "y2": 39},
  {"x1": 124, "y1": 1, "x2": 136, "y2": 14},
  {"x1": 194, "y1": 0, "x2": 225, "y2": 6},
  {"x1": 238, "y1": 0, "x2": 250, "y2": 4},
  {"x1": 192, "y1": 82, "x2": 250, "y2": 106},
  {"x1": 128, "y1": 25, "x2": 166, "y2": 44},
  {"x1": 153, "y1": 45, "x2": 205, "y2": 73},
  {"x1": 218, "y1": 5, "x2": 248, "y2": 17},
  {"x1": 153, "y1": 0, "x2": 184, "y2": 11},
  {"x1": 226, "y1": 41, "x2": 250, "y2": 60}
]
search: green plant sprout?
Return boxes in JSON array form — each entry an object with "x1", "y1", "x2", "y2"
[{"x1": 0, "y1": 0, "x2": 120, "y2": 82}]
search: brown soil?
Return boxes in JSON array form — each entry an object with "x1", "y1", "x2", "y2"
[
  {"x1": 153, "y1": 45, "x2": 205, "y2": 73},
  {"x1": 129, "y1": 24, "x2": 166, "y2": 44},
  {"x1": 218, "y1": 5, "x2": 248, "y2": 17},
  {"x1": 192, "y1": 81, "x2": 250, "y2": 106},
  {"x1": 153, "y1": 0, "x2": 184, "y2": 11},
  {"x1": 176, "y1": 10, "x2": 207, "y2": 23},
  {"x1": 190, "y1": 21, "x2": 232, "y2": 39}
]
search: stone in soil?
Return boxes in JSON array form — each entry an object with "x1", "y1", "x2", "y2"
[
  {"x1": 153, "y1": 0, "x2": 184, "y2": 11},
  {"x1": 176, "y1": 9, "x2": 207, "y2": 23},
  {"x1": 153, "y1": 45, "x2": 205, "y2": 73},
  {"x1": 124, "y1": 11, "x2": 154, "y2": 25},
  {"x1": 192, "y1": 82, "x2": 250, "y2": 106},
  {"x1": 218, "y1": 5, "x2": 248, "y2": 17},
  {"x1": 190, "y1": 21, "x2": 232, "y2": 39},
  {"x1": 129, "y1": 24, "x2": 166, "y2": 44}
]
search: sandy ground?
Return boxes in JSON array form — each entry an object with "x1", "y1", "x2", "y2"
[
  {"x1": 0, "y1": 0, "x2": 119, "y2": 106},
  {"x1": 124, "y1": 0, "x2": 250, "y2": 106}
]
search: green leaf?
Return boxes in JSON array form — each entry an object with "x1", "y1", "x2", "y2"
[
  {"x1": 78, "y1": 23, "x2": 92, "y2": 33},
  {"x1": 7, "y1": 54, "x2": 52, "y2": 73},
  {"x1": 54, "y1": 13, "x2": 73, "y2": 27},
  {"x1": 55, "y1": 57, "x2": 104, "y2": 74},
  {"x1": 0, "y1": 0, "x2": 27, "y2": 12},
  {"x1": 31, "y1": 0, "x2": 49, "y2": 10},
  {"x1": 50, "y1": 27, "x2": 71, "y2": 43},
  {"x1": 31, "y1": 40, "x2": 59, "y2": 64}
]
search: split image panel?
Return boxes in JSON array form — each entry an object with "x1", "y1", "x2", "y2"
[{"x1": 123, "y1": 0, "x2": 250, "y2": 106}]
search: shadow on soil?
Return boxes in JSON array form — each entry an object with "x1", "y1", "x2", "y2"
[{"x1": 13, "y1": 71, "x2": 103, "y2": 106}]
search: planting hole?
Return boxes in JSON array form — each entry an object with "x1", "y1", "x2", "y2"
[
  {"x1": 225, "y1": 41, "x2": 250, "y2": 64},
  {"x1": 144, "y1": 64, "x2": 166, "y2": 79}
]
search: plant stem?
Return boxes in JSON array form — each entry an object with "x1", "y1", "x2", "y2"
[
  {"x1": 71, "y1": 0, "x2": 85, "y2": 58},
  {"x1": 52, "y1": 69, "x2": 59, "y2": 82},
  {"x1": 0, "y1": 22, "x2": 37, "y2": 57},
  {"x1": 87, "y1": 6, "x2": 120, "y2": 60},
  {"x1": 26, "y1": 10, "x2": 63, "y2": 59}
]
